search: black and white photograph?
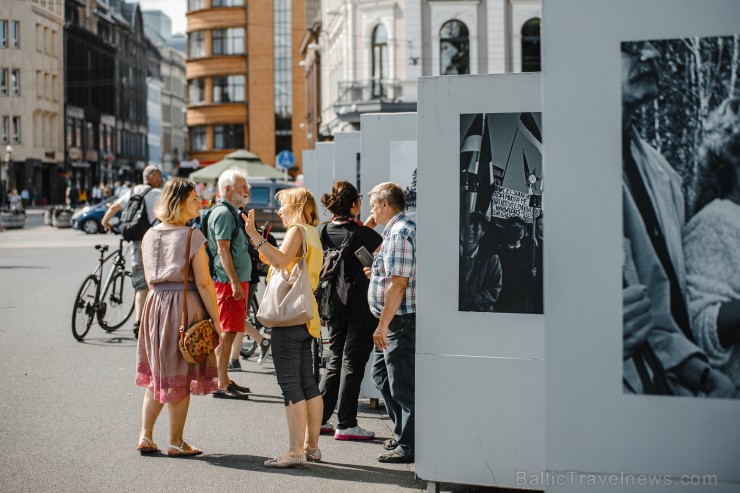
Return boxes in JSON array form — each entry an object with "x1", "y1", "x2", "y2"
[
  {"x1": 459, "y1": 112, "x2": 543, "y2": 314},
  {"x1": 621, "y1": 34, "x2": 740, "y2": 398},
  {"x1": 389, "y1": 140, "x2": 417, "y2": 220}
]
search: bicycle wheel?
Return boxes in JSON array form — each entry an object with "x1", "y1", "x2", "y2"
[
  {"x1": 100, "y1": 270, "x2": 135, "y2": 331},
  {"x1": 72, "y1": 275, "x2": 99, "y2": 341}
]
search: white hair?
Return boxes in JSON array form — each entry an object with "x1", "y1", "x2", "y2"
[{"x1": 218, "y1": 167, "x2": 248, "y2": 196}]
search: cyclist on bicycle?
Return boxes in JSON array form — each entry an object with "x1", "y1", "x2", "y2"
[{"x1": 101, "y1": 165, "x2": 163, "y2": 339}]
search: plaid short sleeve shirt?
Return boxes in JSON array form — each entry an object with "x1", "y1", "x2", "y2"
[{"x1": 368, "y1": 212, "x2": 416, "y2": 318}]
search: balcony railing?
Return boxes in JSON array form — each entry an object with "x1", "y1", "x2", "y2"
[{"x1": 336, "y1": 79, "x2": 402, "y2": 104}]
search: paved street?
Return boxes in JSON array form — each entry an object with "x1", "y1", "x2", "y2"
[{"x1": 0, "y1": 210, "x2": 424, "y2": 493}]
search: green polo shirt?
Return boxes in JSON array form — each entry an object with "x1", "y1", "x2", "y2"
[{"x1": 207, "y1": 200, "x2": 252, "y2": 284}]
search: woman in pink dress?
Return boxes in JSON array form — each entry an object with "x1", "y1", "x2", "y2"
[{"x1": 135, "y1": 178, "x2": 221, "y2": 456}]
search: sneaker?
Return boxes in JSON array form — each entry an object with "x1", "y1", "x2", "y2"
[
  {"x1": 334, "y1": 425, "x2": 375, "y2": 441},
  {"x1": 320, "y1": 422, "x2": 335, "y2": 434},
  {"x1": 383, "y1": 438, "x2": 398, "y2": 450},
  {"x1": 227, "y1": 359, "x2": 242, "y2": 371},
  {"x1": 257, "y1": 338, "x2": 271, "y2": 365},
  {"x1": 378, "y1": 449, "x2": 414, "y2": 463}
]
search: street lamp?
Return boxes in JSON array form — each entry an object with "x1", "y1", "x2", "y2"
[{"x1": 1, "y1": 145, "x2": 12, "y2": 210}]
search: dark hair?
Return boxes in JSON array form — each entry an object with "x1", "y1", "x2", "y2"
[
  {"x1": 692, "y1": 98, "x2": 740, "y2": 215},
  {"x1": 468, "y1": 211, "x2": 488, "y2": 228},
  {"x1": 321, "y1": 181, "x2": 360, "y2": 218}
]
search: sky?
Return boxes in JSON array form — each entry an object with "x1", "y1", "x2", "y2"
[{"x1": 137, "y1": 0, "x2": 188, "y2": 36}]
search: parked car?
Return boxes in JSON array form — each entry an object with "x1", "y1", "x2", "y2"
[
  {"x1": 248, "y1": 179, "x2": 295, "y2": 232},
  {"x1": 71, "y1": 198, "x2": 121, "y2": 234}
]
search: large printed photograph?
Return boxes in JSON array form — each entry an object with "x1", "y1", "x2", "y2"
[
  {"x1": 459, "y1": 112, "x2": 543, "y2": 314},
  {"x1": 621, "y1": 34, "x2": 740, "y2": 398}
]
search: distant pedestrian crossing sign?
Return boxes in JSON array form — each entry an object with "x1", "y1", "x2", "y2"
[{"x1": 276, "y1": 150, "x2": 295, "y2": 170}]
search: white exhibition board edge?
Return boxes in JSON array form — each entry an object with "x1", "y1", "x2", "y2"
[
  {"x1": 416, "y1": 73, "x2": 544, "y2": 489},
  {"x1": 314, "y1": 142, "x2": 335, "y2": 223},
  {"x1": 359, "y1": 113, "x2": 417, "y2": 222},
  {"x1": 543, "y1": 0, "x2": 740, "y2": 485},
  {"x1": 301, "y1": 149, "x2": 317, "y2": 203},
  {"x1": 333, "y1": 132, "x2": 361, "y2": 187}
]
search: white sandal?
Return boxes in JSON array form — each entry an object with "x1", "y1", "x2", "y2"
[
  {"x1": 137, "y1": 436, "x2": 159, "y2": 455},
  {"x1": 167, "y1": 441, "x2": 202, "y2": 457}
]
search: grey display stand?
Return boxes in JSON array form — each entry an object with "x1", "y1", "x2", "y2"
[
  {"x1": 359, "y1": 112, "x2": 417, "y2": 220},
  {"x1": 302, "y1": 149, "x2": 317, "y2": 200},
  {"x1": 543, "y1": 0, "x2": 740, "y2": 490},
  {"x1": 314, "y1": 142, "x2": 335, "y2": 223},
  {"x1": 416, "y1": 73, "x2": 544, "y2": 490},
  {"x1": 333, "y1": 132, "x2": 361, "y2": 187}
]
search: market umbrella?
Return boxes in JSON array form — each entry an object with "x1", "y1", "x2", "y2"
[{"x1": 188, "y1": 150, "x2": 286, "y2": 183}]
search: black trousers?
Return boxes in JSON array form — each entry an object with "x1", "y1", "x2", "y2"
[{"x1": 318, "y1": 293, "x2": 375, "y2": 429}]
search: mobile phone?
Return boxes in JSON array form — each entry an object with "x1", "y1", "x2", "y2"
[{"x1": 354, "y1": 246, "x2": 374, "y2": 268}]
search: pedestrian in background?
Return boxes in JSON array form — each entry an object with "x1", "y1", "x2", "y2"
[
  {"x1": 135, "y1": 178, "x2": 220, "y2": 457},
  {"x1": 102, "y1": 165, "x2": 163, "y2": 339},
  {"x1": 243, "y1": 187, "x2": 323, "y2": 468},
  {"x1": 317, "y1": 181, "x2": 382, "y2": 441}
]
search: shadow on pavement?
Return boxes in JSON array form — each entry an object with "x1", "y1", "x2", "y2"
[{"x1": 199, "y1": 453, "x2": 418, "y2": 486}]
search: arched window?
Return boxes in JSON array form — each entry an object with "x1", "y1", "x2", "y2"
[
  {"x1": 371, "y1": 24, "x2": 388, "y2": 98},
  {"x1": 521, "y1": 18, "x2": 541, "y2": 72},
  {"x1": 440, "y1": 20, "x2": 469, "y2": 75}
]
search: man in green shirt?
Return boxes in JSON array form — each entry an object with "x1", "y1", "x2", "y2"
[{"x1": 208, "y1": 168, "x2": 268, "y2": 399}]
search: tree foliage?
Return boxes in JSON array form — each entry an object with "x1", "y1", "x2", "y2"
[{"x1": 633, "y1": 34, "x2": 739, "y2": 215}]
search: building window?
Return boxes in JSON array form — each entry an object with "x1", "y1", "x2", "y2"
[
  {"x1": 371, "y1": 24, "x2": 388, "y2": 98},
  {"x1": 187, "y1": 0, "x2": 204, "y2": 11},
  {"x1": 1, "y1": 116, "x2": 8, "y2": 144},
  {"x1": 188, "y1": 78, "x2": 205, "y2": 104},
  {"x1": 440, "y1": 20, "x2": 469, "y2": 75},
  {"x1": 213, "y1": 124, "x2": 244, "y2": 149},
  {"x1": 274, "y1": 0, "x2": 292, "y2": 155},
  {"x1": 10, "y1": 21, "x2": 19, "y2": 48},
  {"x1": 188, "y1": 31, "x2": 205, "y2": 58},
  {"x1": 190, "y1": 125, "x2": 206, "y2": 151},
  {"x1": 52, "y1": 74, "x2": 57, "y2": 101},
  {"x1": 213, "y1": 75, "x2": 244, "y2": 103},
  {"x1": 36, "y1": 71, "x2": 42, "y2": 99},
  {"x1": 0, "y1": 68, "x2": 7, "y2": 96},
  {"x1": 11, "y1": 68, "x2": 19, "y2": 96},
  {"x1": 36, "y1": 23, "x2": 42, "y2": 52},
  {"x1": 212, "y1": 0, "x2": 244, "y2": 6},
  {"x1": 66, "y1": 117, "x2": 73, "y2": 148},
  {"x1": 212, "y1": 28, "x2": 244, "y2": 55},
  {"x1": 0, "y1": 21, "x2": 6, "y2": 48},
  {"x1": 521, "y1": 18, "x2": 541, "y2": 72},
  {"x1": 12, "y1": 116, "x2": 20, "y2": 144}
]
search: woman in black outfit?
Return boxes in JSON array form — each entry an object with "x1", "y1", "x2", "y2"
[{"x1": 318, "y1": 181, "x2": 383, "y2": 440}]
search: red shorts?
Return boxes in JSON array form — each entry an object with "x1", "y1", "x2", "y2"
[{"x1": 215, "y1": 281, "x2": 249, "y2": 333}]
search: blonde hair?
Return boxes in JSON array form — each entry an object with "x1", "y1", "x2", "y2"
[
  {"x1": 154, "y1": 178, "x2": 196, "y2": 225},
  {"x1": 275, "y1": 187, "x2": 319, "y2": 227}
]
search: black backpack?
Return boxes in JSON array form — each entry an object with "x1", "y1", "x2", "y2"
[
  {"x1": 119, "y1": 186, "x2": 154, "y2": 242},
  {"x1": 315, "y1": 225, "x2": 357, "y2": 322}
]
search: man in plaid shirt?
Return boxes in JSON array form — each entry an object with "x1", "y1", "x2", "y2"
[{"x1": 365, "y1": 182, "x2": 416, "y2": 463}]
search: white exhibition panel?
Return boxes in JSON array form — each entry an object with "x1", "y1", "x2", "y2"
[
  {"x1": 333, "y1": 132, "x2": 361, "y2": 186},
  {"x1": 416, "y1": 74, "x2": 544, "y2": 489},
  {"x1": 313, "y1": 142, "x2": 335, "y2": 223},
  {"x1": 543, "y1": 0, "x2": 740, "y2": 489},
  {"x1": 418, "y1": 354, "x2": 545, "y2": 488},
  {"x1": 359, "y1": 113, "x2": 417, "y2": 221},
  {"x1": 301, "y1": 149, "x2": 317, "y2": 202}
]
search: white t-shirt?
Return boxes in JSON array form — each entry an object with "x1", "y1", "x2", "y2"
[{"x1": 116, "y1": 185, "x2": 161, "y2": 225}]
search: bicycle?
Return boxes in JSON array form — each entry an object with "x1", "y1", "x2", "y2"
[
  {"x1": 72, "y1": 239, "x2": 136, "y2": 341},
  {"x1": 240, "y1": 285, "x2": 270, "y2": 358}
]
